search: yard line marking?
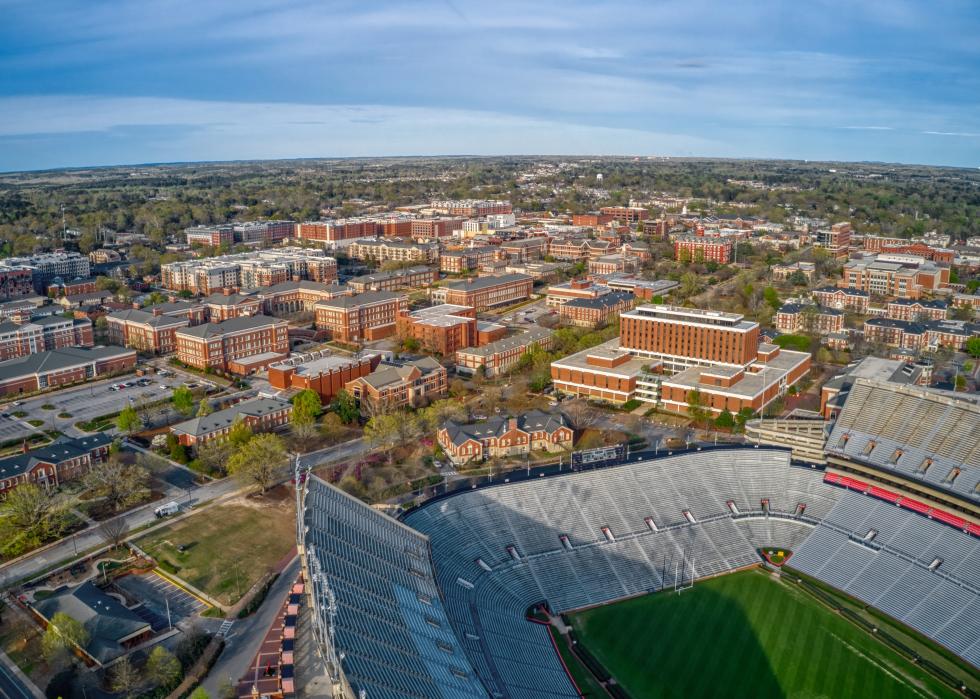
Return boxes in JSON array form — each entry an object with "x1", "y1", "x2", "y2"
[{"x1": 827, "y1": 632, "x2": 935, "y2": 699}]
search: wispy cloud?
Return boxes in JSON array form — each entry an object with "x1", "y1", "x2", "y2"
[
  {"x1": 922, "y1": 130, "x2": 979, "y2": 137},
  {"x1": 841, "y1": 126, "x2": 894, "y2": 131}
]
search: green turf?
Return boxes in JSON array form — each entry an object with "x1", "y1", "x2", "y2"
[{"x1": 569, "y1": 569, "x2": 962, "y2": 699}]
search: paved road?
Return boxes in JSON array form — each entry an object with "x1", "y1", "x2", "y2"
[
  {"x1": 0, "y1": 651, "x2": 38, "y2": 699},
  {"x1": 200, "y1": 556, "x2": 301, "y2": 698}
]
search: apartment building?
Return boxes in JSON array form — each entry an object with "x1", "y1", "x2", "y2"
[
  {"x1": 0, "y1": 267, "x2": 35, "y2": 300},
  {"x1": 429, "y1": 199, "x2": 512, "y2": 217},
  {"x1": 864, "y1": 318, "x2": 980, "y2": 352},
  {"x1": 46, "y1": 277, "x2": 97, "y2": 297},
  {"x1": 0, "y1": 433, "x2": 112, "y2": 495},
  {"x1": 345, "y1": 356, "x2": 448, "y2": 413},
  {"x1": 886, "y1": 299, "x2": 949, "y2": 322},
  {"x1": 438, "y1": 410, "x2": 573, "y2": 466},
  {"x1": 0, "y1": 346, "x2": 137, "y2": 395},
  {"x1": 201, "y1": 290, "x2": 262, "y2": 321},
  {"x1": 175, "y1": 315, "x2": 289, "y2": 372},
  {"x1": 558, "y1": 292, "x2": 635, "y2": 328},
  {"x1": 499, "y1": 237, "x2": 548, "y2": 262},
  {"x1": 546, "y1": 278, "x2": 611, "y2": 307},
  {"x1": 233, "y1": 220, "x2": 294, "y2": 246},
  {"x1": 411, "y1": 218, "x2": 465, "y2": 239},
  {"x1": 430, "y1": 274, "x2": 533, "y2": 311},
  {"x1": 161, "y1": 248, "x2": 337, "y2": 294},
  {"x1": 346, "y1": 240, "x2": 439, "y2": 264},
  {"x1": 395, "y1": 305, "x2": 505, "y2": 356},
  {"x1": 840, "y1": 255, "x2": 950, "y2": 299},
  {"x1": 4, "y1": 252, "x2": 90, "y2": 292},
  {"x1": 454, "y1": 327, "x2": 554, "y2": 377},
  {"x1": 0, "y1": 316, "x2": 93, "y2": 361},
  {"x1": 812, "y1": 222, "x2": 852, "y2": 258},
  {"x1": 314, "y1": 291, "x2": 408, "y2": 343},
  {"x1": 106, "y1": 308, "x2": 189, "y2": 354},
  {"x1": 547, "y1": 238, "x2": 614, "y2": 261},
  {"x1": 863, "y1": 236, "x2": 955, "y2": 264},
  {"x1": 812, "y1": 286, "x2": 870, "y2": 313},
  {"x1": 600, "y1": 206, "x2": 649, "y2": 223},
  {"x1": 347, "y1": 266, "x2": 437, "y2": 293},
  {"x1": 295, "y1": 219, "x2": 378, "y2": 242},
  {"x1": 185, "y1": 225, "x2": 234, "y2": 247},
  {"x1": 258, "y1": 280, "x2": 351, "y2": 315},
  {"x1": 440, "y1": 247, "x2": 498, "y2": 274},
  {"x1": 774, "y1": 303, "x2": 844, "y2": 335},
  {"x1": 171, "y1": 397, "x2": 292, "y2": 448},
  {"x1": 674, "y1": 235, "x2": 732, "y2": 264},
  {"x1": 268, "y1": 352, "x2": 381, "y2": 402}
]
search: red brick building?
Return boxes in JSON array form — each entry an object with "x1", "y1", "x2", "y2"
[
  {"x1": 347, "y1": 266, "x2": 437, "y2": 293},
  {"x1": 175, "y1": 315, "x2": 289, "y2": 372},
  {"x1": 294, "y1": 219, "x2": 378, "y2": 242},
  {"x1": 171, "y1": 397, "x2": 292, "y2": 448},
  {"x1": 345, "y1": 357, "x2": 448, "y2": 413},
  {"x1": 411, "y1": 218, "x2": 465, "y2": 238},
  {"x1": 0, "y1": 346, "x2": 137, "y2": 396},
  {"x1": 0, "y1": 316, "x2": 93, "y2": 361},
  {"x1": 0, "y1": 433, "x2": 112, "y2": 495},
  {"x1": 47, "y1": 277, "x2": 98, "y2": 297},
  {"x1": 431, "y1": 274, "x2": 532, "y2": 311},
  {"x1": 546, "y1": 279, "x2": 610, "y2": 307},
  {"x1": 812, "y1": 286, "x2": 870, "y2": 313},
  {"x1": 314, "y1": 291, "x2": 408, "y2": 343},
  {"x1": 813, "y1": 222, "x2": 852, "y2": 258},
  {"x1": 440, "y1": 247, "x2": 498, "y2": 274},
  {"x1": 674, "y1": 235, "x2": 732, "y2": 264},
  {"x1": 202, "y1": 291, "x2": 262, "y2": 321},
  {"x1": 267, "y1": 353, "x2": 381, "y2": 402},
  {"x1": 106, "y1": 308, "x2": 188, "y2": 355},
  {"x1": 185, "y1": 225, "x2": 234, "y2": 247},
  {"x1": 455, "y1": 327, "x2": 553, "y2": 377},
  {"x1": 558, "y1": 292, "x2": 635, "y2": 328},
  {"x1": 885, "y1": 299, "x2": 949, "y2": 322},
  {"x1": 0, "y1": 267, "x2": 35, "y2": 300},
  {"x1": 395, "y1": 304, "x2": 505, "y2": 356},
  {"x1": 774, "y1": 303, "x2": 844, "y2": 335},
  {"x1": 430, "y1": 200, "x2": 512, "y2": 217},
  {"x1": 600, "y1": 206, "x2": 649, "y2": 223},
  {"x1": 437, "y1": 410, "x2": 574, "y2": 466}
]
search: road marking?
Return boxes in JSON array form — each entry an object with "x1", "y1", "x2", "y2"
[{"x1": 217, "y1": 619, "x2": 235, "y2": 636}]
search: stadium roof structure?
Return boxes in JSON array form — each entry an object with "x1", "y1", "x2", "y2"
[{"x1": 826, "y1": 378, "x2": 980, "y2": 506}]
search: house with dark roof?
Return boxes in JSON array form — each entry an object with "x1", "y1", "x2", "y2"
[
  {"x1": 344, "y1": 357, "x2": 447, "y2": 413},
  {"x1": 33, "y1": 581, "x2": 152, "y2": 666},
  {"x1": 0, "y1": 433, "x2": 112, "y2": 495},
  {"x1": 437, "y1": 410, "x2": 574, "y2": 465},
  {"x1": 557, "y1": 291, "x2": 635, "y2": 328},
  {"x1": 170, "y1": 396, "x2": 293, "y2": 447},
  {"x1": 0, "y1": 345, "x2": 137, "y2": 396},
  {"x1": 812, "y1": 286, "x2": 870, "y2": 312}
]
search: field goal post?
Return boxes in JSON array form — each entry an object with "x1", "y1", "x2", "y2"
[{"x1": 674, "y1": 551, "x2": 696, "y2": 594}]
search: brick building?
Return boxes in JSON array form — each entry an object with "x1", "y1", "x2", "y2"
[
  {"x1": 454, "y1": 327, "x2": 554, "y2": 378},
  {"x1": 201, "y1": 291, "x2": 262, "y2": 321},
  {"x1": 771, "y1": 262, "x2": 816, "y2": 283},
  {"x1": 0, "y1": 316, "x2": 93, "y2": 361},
  {"x1": 171, "y1": 397, "x2": 292, "y2": 448},
  {"x1": 864, "y1": 318, "x2": 979, "y2": 352},
  {"x1": 294, "y1": 219, "x2": 378, "y2": 243},
  {"x1": 257, "y1": 280, "x2": 351, "y2": 315},
  {"x1": 0, "y1": 346, "x2": 137, "y2": 396},
  {"x1": 499, "y1": 238, "x2": 547, "y2": 262},
  {"x1": 774, "y1": 303, "x2": 844, "y2": 335},
  {"x1": 840, "y1": 255, "x2": 950, "y2": 299},
  {"x1": 347, "y1": 266, "x2": 437, "y2": 293},
  {"x1": 411, "y1": 218, "x2": 465, "y2": 239},
  {"x1": 547, "y1": 238, "x2": 614, "y2": 261},
  {"x1": 106, "y1": 308, "x2": 189, "y2": 354},
  {"x1": 0, "y1": 433, "x2": 112, "y2": 495},
  {"x1": 161, "y1": 248, "x2": 337, "y2": 294},
  {"x1": 812, "y1": 222, "x2": 852, "y2": 258},
  {"x1": 429, "y1": 200, "x2": 512, "y2": 217},
  {"x1": 812, "y1": 286, "x2": 870, "y2": 313},
  {"x1": 345, "y1": 357, "x2": 448, "y2": 413},
  {"x1": 558, "y1": 292, "x2": 635, "y2": 328},
  {"x1": 0, "y1": 266, "x2": 35, "y2": 300},
  {"x1": 599, "y1": 206, "x2": 649, "y2": 224},
  {"x1": 185, "y1": 225, "x2": 234, "y2": 247},
  {"x1": 885, "y1": 299, "x2": 949, "y2": 322},
  {"x1": 346, "y1": 240, "x2": 439, "y2": 264},
  {"x1": 314, "y1": 291, "x2": 408, "y2": 343},
  {"x1": 440, "y1": 247, "x2": 499, "y2": 274},
  {"x1": 588, "y1": 254, "x2": 641, "y2": 276},
  {"x1": 46, "y1": 277, "x2": 98, "y2": 297},
  {"x1": 863, "y1": 236, "x2": 955, "y2": 264},
  {"x1": 430, "y1": 274, "x2": 532, "y2": 311},
  {"x1": 175, "y1": 315, "x2": 289, "y2": 372},
  {"x1": 438, "y1": 410, "x2": 574, "y2": 466},
  {"x1": 267, "y1": 352, "x2": 381, "y2": 402},
  {"x1": 674, "y1": 235, "x2": 732, "y2": 264},
  {"x1": 395, "y1": 305, "x2": 505, "y2": 356},
  {"x1": 546, "y1": 279, "x2": 610, "y2": 307},
  {"x1": 4, "y1": 252, "x2": 90, "y2": 293}
]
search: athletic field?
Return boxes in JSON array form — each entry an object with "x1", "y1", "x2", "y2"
[{"x1": 569, "y1": 569, "x2": 962, "y2": 699}]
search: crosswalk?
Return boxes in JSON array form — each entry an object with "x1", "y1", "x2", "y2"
[{"x1": 217, "y1": 619, "x2": 235, "y2": 637}]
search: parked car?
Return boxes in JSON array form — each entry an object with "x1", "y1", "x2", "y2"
[{"x1": 154, "y1": 501, "x2": 180, "y2": 518}]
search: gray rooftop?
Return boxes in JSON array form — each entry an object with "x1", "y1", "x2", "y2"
[
  {"x1": 171, "y1": 397, "x2": 292, "y2": 437},
  {"x1": 440, "y1": 273, "x2": 531, "y2": 292}
]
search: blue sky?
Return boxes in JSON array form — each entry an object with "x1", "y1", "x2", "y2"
[{"x1": 1, "y1": 0, "x2": 978, "y2": 171}]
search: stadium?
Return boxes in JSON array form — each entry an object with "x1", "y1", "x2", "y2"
[{"x1": 298, "y1": 378, "x2": 980, "y2": 698}]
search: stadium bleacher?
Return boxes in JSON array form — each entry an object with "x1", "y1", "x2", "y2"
[{"x1": 302, "y1": 447, "x2": 980, "y2": 698}]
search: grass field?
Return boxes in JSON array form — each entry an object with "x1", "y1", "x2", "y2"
[
  {"x1": 136, "y1": 491, "x2": 295, "y2": 606},
  {"x1": 569, "y1": 569, "x2": 963, "y2": 699}
]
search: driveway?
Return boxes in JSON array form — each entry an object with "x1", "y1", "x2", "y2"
[{"x1": 114, "y1": 571, "x2": 207, "y2": 630}]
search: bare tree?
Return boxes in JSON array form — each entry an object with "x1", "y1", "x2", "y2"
[{"x1": 562, "y1": 399, "x2": 601, "y2": 431}]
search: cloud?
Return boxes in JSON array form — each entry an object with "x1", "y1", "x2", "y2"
[
  {"x1": 922, "y1": 130, "x2": 979, "y2": 137},
  {"x1": 841, "y1": 126, "x2": 894, "y2": 131}
]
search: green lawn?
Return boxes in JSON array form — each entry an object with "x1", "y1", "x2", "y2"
[{"x1": 569, "y1": 569, "x2": 963, "y2": 699}]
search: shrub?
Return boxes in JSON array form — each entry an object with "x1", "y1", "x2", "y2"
[{"x1": 622, "y1": 399, "x2": 642, "y2": 411}]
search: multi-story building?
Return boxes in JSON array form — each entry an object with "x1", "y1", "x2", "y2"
[
  {"x1": 46, "y1": 277, "x2": 97, "y2": 297},
  {"x1": 812, "y1": 222, "x2": 852, "y2": 258},
  {"x1": 599, "y1": 206, "x2": 649, "y2": 224},
  {"x1": 88, "y1": 249, "x2": 121, "y2": 264},
  {"x1": 345, "y1": 357, "x2": 448, "y2": 413},
  {"x1": 347, "y1": 266, "x2": 437, "y2": 293},
  {"x1": 771, "y1": 261, "x2": 817, "y2": 283},
  {"x1": 454, "y1": 327, "x2": 553, "y2": 377},
  {"x1": 588, "y1": 254, "x2": 641, "y2": 276},
  {"x1": 863, "y1": 236, "x2": 955, "y2": 264},
  {"x1": 438, "y1": 410, "x2": 574, "y2": 465},
  {"x1": 233, "y1": 220, "x2": 294, "y2": 246},
  {"x1": 864, "y1": 318, "x2": 980, "y2": 352},
  {"x1": 161, "y1": 248, "x2": 337, "y2": 294},
  {"x1": 499, "y1": 238, "x2": 547, "y2": 262},
  {"x1": 813, "y1": 286, "x2": 870, "y2": 313},
  {"x1": 0, "y1": 346, "x2": 137, "y2": 395},
  {"x1": 674, "y1": 235, "x2": 732, "y2": 264},
  {"x1": 268, "y1": 352, "x2": 381, "y2": 402},
  {"x1": 411, "y1": 218, "x2": 465, "y2": 239},
  {"x1": 546, "y1": 279, "x2": 611, "y2": 307},
  {"x1": 429, "y1": 200, "x2": 512, "y2": 217},
  {"x1": 185, "y1": 224, "x2": 235, "y2": 247},
  {"x1": 4, "y1": 253, "x2": 90, "y2": 293},
  {"x1": 598, "y1": 275, "x2": 678, "y2": 301},
  {"x1": 0, "y1": 433, "x2": 112, "y2": 495},
  {"x1": 0, "y1": 266, "x2": 35, "y2": 300},
  {"x1": 440, "y1": 247, "x2": 498, "y2": 274},
  {"x1": 551, "y1": 339, "x2": 658, "y2": 405},
  {"x1": 840, "y1": 255, "x2": 950, "y2": 299},
  {"x1": 257, "y1": 280, "x2": 352, "y2": 315},
  {"x1": 314, "y1": 291, "x2": 407, "y2": 343},
  {"x1": 395, "y1": 305, "x2": 505, "y2": 356},
  {"x1": 201, "y1": 290, "x2": 262, "y2": 321},
  {"x1": 106, "y1": 308, "x2": 189, "y2": 355},
  {"x1": 175, "y1": 315, "x2": 289, "y2": 373},
  {"x1": 170, "y1": 397, "x2": 292, "y2": 448},
  {"x1": 885, "y1": 298, "x2": 948, "y2": 322},
  {"x1": 774, "y1": 303, "x2": 844, "y2": 335},
  {"x1": 430, "y1": 274, "x2": 533, "y2": 311},
  {"x1": 295, "y1": 219, "x2": 378, "y2": 243},
  {"x1": 0, "y1": 316, "x2": 94, "y2": 360},
  {"x1": 346, "y1": 240, "x2": 439, "y2": 264},
  {"x1": 558, "y1": 292, "x2": 635, "y2": 328},
  {"x1": 547, "y1": 238, "x2": 613, "y2": 261}
]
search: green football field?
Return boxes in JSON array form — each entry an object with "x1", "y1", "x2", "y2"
[{"x1": 569, "y1": 569, "x2": 963, "y2": 699}]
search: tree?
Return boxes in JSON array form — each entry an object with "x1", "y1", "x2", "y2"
[
  {"x1": 195, "y1": 439, "x2": 233, "y2": 476},
  {"x1": 714, "y1": 409, "x2": 735, "y2": 430},
  {"x1": 679, "y1": 271, "x2": 700, "y2": 296},
  {"x1": 227, "y1": 416, "x2": 254, "y2": 448},
  {"x1": 788, "y1": 270, "x2": 808, "y2": 286},
  {"x1": 330, "y1": 390, "x2": 359, "y2": 424},
  {"x1": 966, "y1": 336, "x2": 980, "y2": 359},
  {"x1": 686, "y1": 389, "x2": 709, "y2": 427},
  {"x1": 291, "y1": 389, "x2": 322, "y2": 426},
  {"x1": 97, "y1": 516, "x2": 128, "y2": 548},
  {"x1": 563, "y1": 399, "x2": 600, "y2": 430},
  {"x1": 189, "y1": 689, "x2": 211, "y2": 699},
  {"x1": 41, "y1": 612, "x2": 89, "y2": 667},
  {"x1": 763, "y1": 286, "x2": 781, "y2": 312},
  {"x1": 0, "y1": 484, "x2": 72, "y2": 557},
  {"x1": 955, "y1": 374, "x2": 967, "y2": 391},
  {"x1": 227, "y1": 433, "x2": 288, "y2": 492},
  {"x1": 196, "y1": 398, "x2": 213, "y2": 417},
  {"x1": 111, "y1": 656, "x2": 142, "y2": 698},
  {"x1": 363, "y1": 414, "x2": 401, "y2": 464},
  {"x1": 146, "y1": 645, "x2": 181, "y2": 690},
  {"x1": 319, "y1": 413, "x2": 348, "y2": 445},
  {"x1": 172, "y1": 386, "x2": 195, "y2": 416},
  {"x1": 116, "y1": 404, "x2": 142, "y2": 434},
  {"x1": 83, "y1": 456, "x2": 150, "y2": 513},
  {"x1": 735, "y1": 407, "x2": 756, "y2": 431}
]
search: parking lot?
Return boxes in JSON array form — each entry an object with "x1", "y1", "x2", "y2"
[
  {"x1": 113, "y1": 571, "x2": 208, "y2": 630},
  {"x1": 0, "y1": 414, "x2": 37, "y2": 443}
]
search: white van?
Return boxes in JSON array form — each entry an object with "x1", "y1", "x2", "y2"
[{"x1": 154, "y1": 501, "x2": 180, "y2": 518}]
